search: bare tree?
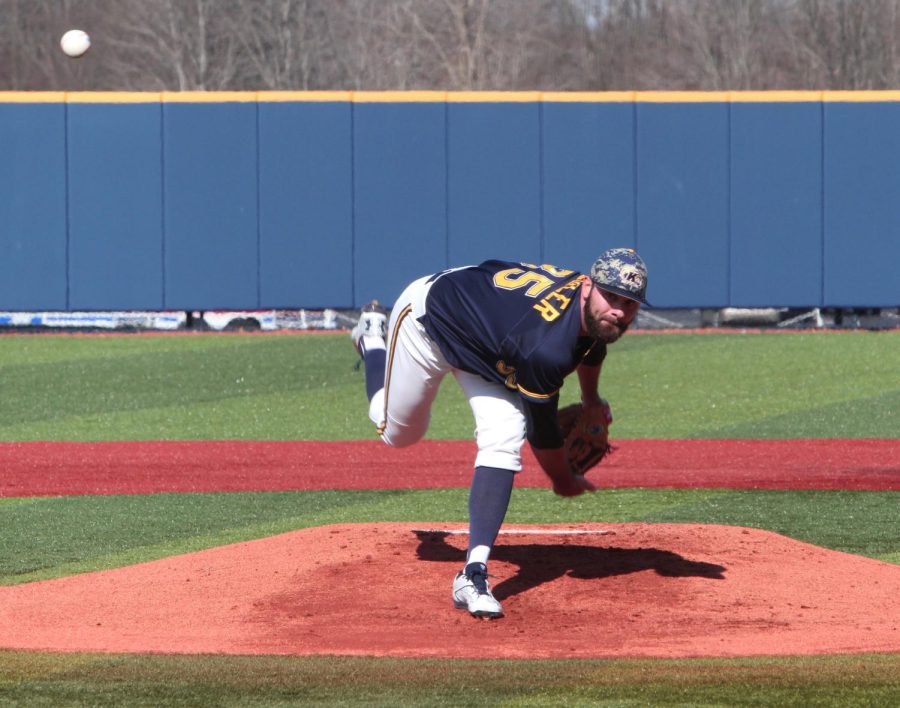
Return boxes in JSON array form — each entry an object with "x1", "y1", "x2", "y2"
[
  {"x1": 314, "y1": 0, "x2": 496, "y2": 90},
  {"x1": 95, "y1": 0, "x2": 244, "y2": 90},
  {"x1": 229, "y1": 0, "x2": 329, "y2": 89},
  {"x1": 318, "y1": 0, "x2": 399, "y2": 89},
  {"x1": 556, "y1": 0, "x2": 684, "y2": 90},
  {"x1": 2, "y1": 0, "x2": 900, "y2": 92},
  {"x1": 0, "y1": 0, "x2": 95, "y2": 90},
  {"x1": 789, "y1": 0, "x2": 900, "y2": 88},
  {"x1": 404, "y1": 0, "x2": 492, "y2": 88},
  {"x1": 660, "y1": 0, "x2": 792, "y2": 89}
]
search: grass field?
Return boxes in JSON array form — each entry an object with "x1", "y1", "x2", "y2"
[
  {"x1": 3, "y1": 488, "x2": 899, "y2": 586},
  {"x1": 0, "y1": 330, "x2": 898, "y2": 706},
  {"x1": 1, "y1": 330, "x2": 896, "y2": 440}
]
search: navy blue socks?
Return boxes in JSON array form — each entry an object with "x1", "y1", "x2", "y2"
[
  {"x1": 466, "y1": 465, "x2": 515, "y2": 566},
  {"x1": 362, "y1": 347, "x2": 386, "y2": 401}
]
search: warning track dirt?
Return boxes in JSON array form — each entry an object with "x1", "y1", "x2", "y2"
[{"x1": 1, "y1": 438, "x2": 897, "y2": 497}]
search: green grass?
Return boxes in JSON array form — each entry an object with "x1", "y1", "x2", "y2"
[
  {"x1": 0, "y1": 330, "x2": 896, "y2": 440},
  {"x1": 609, "y1": 331, "x2": 899, "y2": 438},
  {"x1": 0, "y1": 330, "x2": 897, "y2": 705},
  {"x1": 2, "y1": 488, "x2": 897, "y2": 585},
  {"x1": 0, "y1": 334, "x2": 369, "y2": 441},
  {"x1": 0, "y1": 652, "x2": 898, "y2": 706}
]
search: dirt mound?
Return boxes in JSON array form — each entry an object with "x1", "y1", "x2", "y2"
[{"x1": 1, "y1": 523, "x2": 897, "y2": 658}]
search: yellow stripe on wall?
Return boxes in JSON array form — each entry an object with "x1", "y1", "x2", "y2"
[
  {"x1": 729, "y1": 91, "x2": 824, "y2": 102},
  {"x1": 258, "y1": 91, "x2": 353, "y2": 102},
  {"x1": 161, "y1": 91, "x2": 258, "y2": 103},
  {"x1": 0, "y1": 92, "x2": 66, "y2": 103},
  {"x1": 65, "y1": 92, "x2": 162, "y2": 103},
  {"x1": 352, "y1": 91, "x2": 449, "y2": 103},
  {"x1": 3, "y1": 90, "x2": 900, "y2": 104},
  {"x1": 542, "y1": 91, "x2": 636, "y2": 102},
  {"x1": 823, "y1": 90, "x2": 900, "y2": 102},
  {"x1": 446, "y1": 91, "x2": 542, "y2": 103},
  {"x1": 634, "y1": 91, "x2": 731, "y2": 103}
]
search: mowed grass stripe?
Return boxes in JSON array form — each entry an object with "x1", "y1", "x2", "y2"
[
  {"x1": 0, "y1": 652, "x2": 898, "y2": 706},
  {"x1": 2, "y1": 488, "x2": 897, "y2": 585},
  {"x1": 0, "y1": 331, "x2": 897, "y2": 440}
]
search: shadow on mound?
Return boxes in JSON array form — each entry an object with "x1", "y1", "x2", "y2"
[{"x1": 414, "y1": 530, "x2": 726, "y2": 601}]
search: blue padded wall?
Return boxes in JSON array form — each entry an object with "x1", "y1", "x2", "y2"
[
  {"x1": 353, "y1": 101, "x2": 448, "y2": 306},
  {"x1": 824, "y1": 102, "x2": 900, "y2": 307},
  {"x1": 163, "y1": 102, "x2": 259, "y2": 310},
  {"x1": 2, "y1": 93, "x2": 899, "y2": 313},
  {"x1": 0, "y1": 103, "x2": 67, "y2": 310},
  {"x1": 258, "y1": 101, "x2": 352, "y2": 308},
  {"x1": 68, "y1": 103, "x2": 164, "y2": 310},
  {"x1": 542, "y1": 101, "x2": 635, "y2": 272},
  {"x1": 636, "y1": 102, "x2": 730, "y2": 308},
  {"x1": 730, "y1": 103, "x2": 822, "y2": 307},
  {"x1": 447, "y1": 103, "x2": 542, "y2": 265}
]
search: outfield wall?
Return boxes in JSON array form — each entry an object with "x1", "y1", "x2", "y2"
[{"x1": 1, "y1": 91, "x2": 898, "y2": 311}]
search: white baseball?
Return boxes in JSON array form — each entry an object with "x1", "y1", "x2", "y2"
[{"x1": 60, "y1": 29, "x2": 91, "y2": 58}]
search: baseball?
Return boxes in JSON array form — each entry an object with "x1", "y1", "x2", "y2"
[{"x1": 60, "y1": 29, "x2": 91, "y2": 58}]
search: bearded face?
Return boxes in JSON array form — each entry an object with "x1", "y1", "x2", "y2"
[
  {"x1": 583, "y1": 284, "x2": 639, "y2": 343},
  {"x1": 583, "y1": 301, "x2": 628, "y2": 342}
]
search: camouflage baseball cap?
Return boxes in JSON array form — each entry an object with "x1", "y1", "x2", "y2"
[{"x1": 590, "y1": 248, "x2": 650, "y2": 305}]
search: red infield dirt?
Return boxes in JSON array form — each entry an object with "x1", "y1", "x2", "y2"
[
  {"x1": 1, "y1": 438, "x2": 897, "y2": 496},
  {"x1": 1, "y1": 522, "x2": 899, "y2": 658}
]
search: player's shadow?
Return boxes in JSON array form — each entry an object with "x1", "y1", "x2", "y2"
[{"x1": 414, "y1": 531, "x2": 726, "y2": 601}]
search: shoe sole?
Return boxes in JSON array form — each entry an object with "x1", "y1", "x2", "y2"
[{"x1": 453, "y1": 599, "x2": 503, "y2": 619}]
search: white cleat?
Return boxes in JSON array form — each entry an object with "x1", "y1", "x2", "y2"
[
  {"x1": 452, "y1": 562, "x2": 503, "y2": 619},
  {"x1": 350, "y1": 300, "x2": 388, "y2": 355}
]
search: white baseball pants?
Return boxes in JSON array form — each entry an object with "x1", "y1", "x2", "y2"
[{"x1": 368, "y1": 275, "x2": 527, "y2": 472}]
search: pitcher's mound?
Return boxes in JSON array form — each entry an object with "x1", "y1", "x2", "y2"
[{"x1": 1, "y1": 523, "x2": 898, "y2": 658}]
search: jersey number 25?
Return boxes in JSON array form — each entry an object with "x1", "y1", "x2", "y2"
[{"x1": 492, "y1": 264, "x2": 573, "y2": 297}]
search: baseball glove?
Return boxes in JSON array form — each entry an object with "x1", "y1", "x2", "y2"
[{"x1": 557, "y1": 402, "x2": 613, "y2": 475}]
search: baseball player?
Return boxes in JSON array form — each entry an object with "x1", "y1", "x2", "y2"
[{"x1": 351, "y1": 248, "x2": 649, "y2": 619}]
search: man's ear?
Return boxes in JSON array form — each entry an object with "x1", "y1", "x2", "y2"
[{"x1": 581, "y1": 278, "x2": 593, "y2": 303}]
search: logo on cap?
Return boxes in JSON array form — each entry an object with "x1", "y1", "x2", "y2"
[{"x1": 590, "y1": 248, "x2": 649, "y2": 305}]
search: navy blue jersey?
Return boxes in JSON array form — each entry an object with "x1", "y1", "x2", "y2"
[{"x1": 420, "y1": 260, "x2": 606, "y2": 404}]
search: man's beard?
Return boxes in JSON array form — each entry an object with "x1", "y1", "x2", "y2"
[{"x1": 584, "y1": 304, "x2": 629, "y2": 343}]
